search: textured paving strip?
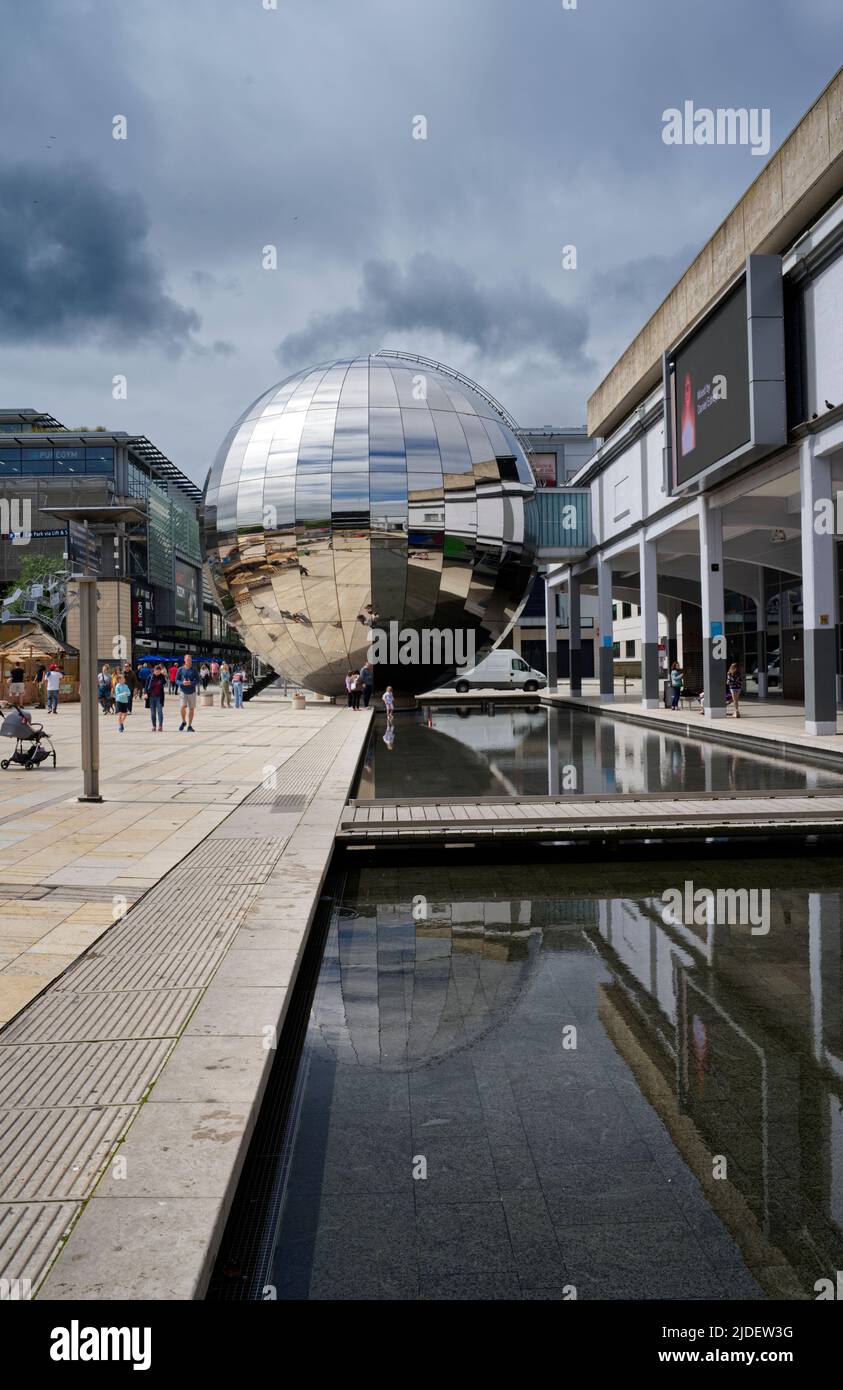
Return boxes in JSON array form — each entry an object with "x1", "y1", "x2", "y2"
[
  {"x1": 0, "y1": 702, "x2": 371, "y2": 1298},
  {"x1": 0, "y1": 700, "x2": 339, "y2": 1023}
]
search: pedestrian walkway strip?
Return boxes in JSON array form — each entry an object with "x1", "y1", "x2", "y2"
[
  {"x1": 0, "y1": 705, "x2": 370, "y2": 1297},
  {"x1": 339, "y1": 791, "x2": 843, "y2": 842}
]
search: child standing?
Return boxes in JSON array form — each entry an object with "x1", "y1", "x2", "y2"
[
  {"x1": 382, "y1": 685, "x2": 395, "y2": 725},
  {"x1": 113, "y1": 675, "x2": 131, "y2": 731}
]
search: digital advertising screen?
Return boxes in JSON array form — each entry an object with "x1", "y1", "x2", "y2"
[
  {"x1": 673, "y1": 280, "x2": 751, "y2": 486},
  {"x1": 174, "y1": 560, "x2": 201, "y2": 628}
]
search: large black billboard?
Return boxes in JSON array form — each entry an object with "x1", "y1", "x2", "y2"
[
  {"x1": 673, "y1": 281, "x2": 751, "y2": 486},
  {"x1": 174, "y1": 560, "x2": 201, "y2": 628}
]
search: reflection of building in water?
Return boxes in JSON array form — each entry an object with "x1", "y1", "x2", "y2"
[
  {"x1": 315, "y1": 896, "x2": 597, "y2": 1071},
  {"x1": 589, "y1": 892, "x2": 843, "y2": 1298}
]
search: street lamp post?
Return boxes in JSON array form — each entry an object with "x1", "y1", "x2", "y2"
[
  {"x1": 49, "y1": 503, "x2": 146, "y2": 806},
  {"x1": 77, "y1": 570, "x2": 101, "y2": 803}
]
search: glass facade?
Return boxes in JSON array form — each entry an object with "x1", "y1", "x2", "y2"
[{"x1": 0, "y1": 446, "x2": 114, "y2": 477}]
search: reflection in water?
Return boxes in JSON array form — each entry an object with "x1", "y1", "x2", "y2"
[
  {"x1": 356, "y1": 706, "x2": 843, "y2": 798},
  {"x1": 266, "y1": 857, "x2": 843, "y2": 1300}
]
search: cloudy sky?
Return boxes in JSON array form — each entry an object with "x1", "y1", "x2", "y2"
[{"x1": 1, "y1": 0, "x2": 840, "y2": 485}]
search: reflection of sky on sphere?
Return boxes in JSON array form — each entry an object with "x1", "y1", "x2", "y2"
[{"x1": 203, "y1": 354, "x2": 537, "y2": 694}]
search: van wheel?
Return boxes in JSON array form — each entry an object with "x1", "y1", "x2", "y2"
[
  {"x1": 455, "y1": 681, "x2": 470, "y2": 694},
  {"x1": 524, "y1": 681, "x2": 538, "y2": 692}
]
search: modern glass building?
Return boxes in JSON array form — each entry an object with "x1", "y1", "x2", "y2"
[{"x1": 0, "y1": 408, "x2": 244, "y2": 662}]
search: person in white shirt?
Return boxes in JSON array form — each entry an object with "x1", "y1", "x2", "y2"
[{"x1": 45, "y1": 664, "x2": 63, "y2": 714}]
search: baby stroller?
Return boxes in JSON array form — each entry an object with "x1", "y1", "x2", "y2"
[{"x1": 0, "y1": 706, "x2": 57, "y2": 770}]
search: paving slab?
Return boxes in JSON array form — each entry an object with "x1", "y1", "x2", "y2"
[{"x1": 0, "y1": 700, "x2": 372, "y2": 1298}]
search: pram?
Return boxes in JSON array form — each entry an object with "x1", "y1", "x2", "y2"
[{"x1": 0, "y1": 706, "x2": 57, "y2": 769}]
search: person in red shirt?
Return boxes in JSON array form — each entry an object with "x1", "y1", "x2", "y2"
[{"x1": 168, "y1": 661, "x2": 178, "y2": 694}]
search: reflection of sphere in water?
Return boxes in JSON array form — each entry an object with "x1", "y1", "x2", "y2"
[
  {"x1": 203, "y1": 354, "x2": 537, "y2": 695},
  {"x1": 315, "y1": 909, "x2": 538, "y2": 1071}
]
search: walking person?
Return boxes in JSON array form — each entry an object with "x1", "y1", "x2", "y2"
[
  {"x1": 219, "y1": 661, "x2": 232, "y2": 707},
  {"x1": 122, "y1": 663, "x2": 139, "y2": 714},
  {"x1": 727, "y1": 662, "x2": 743, "y2": 719},
  {"x1": 35, "y1": 663, "x2": 47, "y2": 709},
  {"x1": 210, "y1": 659, "x2": 220, "y2": 684},
  {"x1": 358, "y1": 661, "x2": 373, "y2": 709},
  {"x1": 232, "y1": 665, "x2": 245, "y2": 708},
  {"x1": 98, "y1": 663, "x2": 112, "y2": 713},
  {"x1": 345, "y1": 669, "x2": 358, "y2": 709},
  {"x1": 168, "y1": 660, "x2": 179, "y2": 695},
  {"x1": 8, "y1": 663, "x2": 25, "y2": 703},
  {"x1": 199, "y1": 662, "x2": 211, "y2": 691},
  {"x1": 382, "y1": 685, "x2": 395, "y2": 726},
  {"x1": 45, "y1": 663, "x2": 63, "y2": 714},
  {"x1": 147, "y1": 662, "x2": 166, "y2": 731},
  {"x1": 669, "y1": 661, "x2": 683, "y2": 710},
  {"x1": 176, "y1": 654, "x2": 200, "y2": 732},
  {"x1": 113, "y1": 672, "x2": 131, "y2": 731}
]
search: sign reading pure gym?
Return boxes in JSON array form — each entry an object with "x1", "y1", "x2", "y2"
[{"x1": 665, "y1": 255, "x2": 786, "y2": 495}]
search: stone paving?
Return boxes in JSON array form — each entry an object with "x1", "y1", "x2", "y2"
[
  {"x1": 0, "y1": 695, "x2": 337, "y2": 1025},
  {"x1": 0, "y1": 693, "x2": 372, "y2": 1298}
]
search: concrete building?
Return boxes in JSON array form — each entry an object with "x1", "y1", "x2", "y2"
[
  {"x1": 0, "y1": 408, "x2": 245, "y2": 664},
  {"x1": 548, "y1": 66, "x2": 843, "y2": 736}
]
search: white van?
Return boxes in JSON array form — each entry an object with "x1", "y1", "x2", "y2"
[{"x1": 453, "y1": 650, "x2": 547, "y2": 693}]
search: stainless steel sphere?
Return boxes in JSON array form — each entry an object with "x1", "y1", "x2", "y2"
[{"x1": 203, "y1": 352, "x2": 537, "y2": 695}]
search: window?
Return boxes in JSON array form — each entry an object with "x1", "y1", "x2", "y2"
[
  {"x1": 20, "y1": 448, "x2": 54, "y2": 474},
  {"x1": 0, "y1": 448, "x2": 21, "y2": 476},
  {"x1": 612, "y1": 641, "x2": 621, "y2": 658},
  {"x1": 54, "y1": 447, "x2": 85, "y2": 475},
  {"x1": 85, "y1": 446, "x2": 115, "y2": 475},
  {"x1": 513, "y1": 658, "x2": 529, "y2": 672},
  {"x1": 625, "y1": 640, "x2": 636, "y2": 657},
  {"x1": 622, "y1": 602, "x2": 632, "y2": 619},
  {"x1": 612, "y1": 603, "x2": 617, "y2": 620}
]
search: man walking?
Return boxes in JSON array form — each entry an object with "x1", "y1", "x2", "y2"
[
  {"x1": 176, "y1": 654, "x2": 199, "y2": 732},
  {"x1": 219, "y1": 661, "x2": 232, "y2": 707},
  {"x1": 358, "y1": 661, "x2": 373, "y2": 709}
]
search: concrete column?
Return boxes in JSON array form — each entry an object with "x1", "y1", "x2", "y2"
[
  {"x1": 639, "y1": 535, "x2": 660, "y2": 709},
  {"x1": 568, "y1": 574, "x2": 582, "y2": 696},
  {"x1": 544, "y1": 575, "x2": 558, "y2": 693},
  {"x1": 546, "y1": 706, "x2": 560, "y2": 795},
  {"x1": 756, "y1": 566, "x2": 768, "y2": 701},
  {"x1": 800, "y1": 438, "x2": 838, "y2": 735},
  {"x1": 699, "y1": 501, "x2": 727, "y2": 718},
  {"x1": 665, "y1": 603, "x2": 679, "y2": 667},
  {"x1": 597, "y1": 556, "x2": 614, "y2": 700},
  {"x1": 809, "y1": 892, "x2": 842, "y2": 1064}
]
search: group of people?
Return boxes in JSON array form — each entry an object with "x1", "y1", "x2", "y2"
[
  {"x1": 344, "y1": 663, "x2": 374, "y2": 710},
  {"x1": 345, "y1": 662, "x2": 395, "y2": 727},
  {"x1": 669, "y1": 660, "x2": 743, "y2": 717},
  {"x1": 97, "y1": 655, "x2": 247, "y2": 732},
  {"x1": 5, "y1": 663, "x2": 63, "y2": 714}
]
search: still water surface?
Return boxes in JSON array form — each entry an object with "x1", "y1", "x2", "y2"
[
  {"x1": 263, "y1": 856, "x2": 843, "y2": 1300},
  {"x1": 356, "y1": 706, "x2": 843, "y2": 799}
]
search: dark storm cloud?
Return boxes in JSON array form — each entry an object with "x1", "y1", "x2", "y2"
[
  {"x1": 593, "y1": 248, "x2": 699, "y2": 316},
  {"x1": 0, "y1": 163, "x2": 200, "y2": 354},
  {"x1": 276, "y1": 253, "x2": 593, "y2": 373}
]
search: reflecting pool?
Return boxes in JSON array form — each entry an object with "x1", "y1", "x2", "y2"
[
  {"x1": 240, "y1": 855, "x2": 843, "y2": 1301},
  {"x1": 356, "y1": 706, "x2": 843, "y2": 798}
]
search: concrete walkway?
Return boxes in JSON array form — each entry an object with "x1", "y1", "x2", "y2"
[
  {"x1": 0, "y1": 694, "x2": 339, "y2": 1025},
  {"x1": 0, "y1": 696, "x2": 372, "y2": 1299}
]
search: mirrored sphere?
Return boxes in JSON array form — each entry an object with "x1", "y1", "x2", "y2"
[{"x1": 203, "y1": 353, "x2": 537, "y2": 695}]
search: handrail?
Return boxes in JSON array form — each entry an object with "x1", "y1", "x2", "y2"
[{"x1": 375, "y1": 349, "x2": 534, "y2": 457}]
